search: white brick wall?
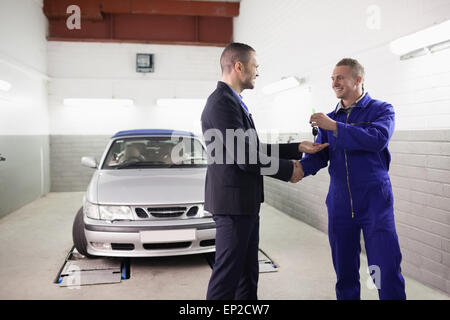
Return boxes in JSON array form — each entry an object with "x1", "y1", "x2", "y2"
[
  {"x1": 265, "y1": 130, "x2": 450, "y2": 294},
  {"x1": 234, "y1": 0, "x2": 450, "y2": 294},
  {"x1": 50, "y1": 135, "x2": 110, "y2": 192},
  {"x1": 47, "y1": 41, "x2": 224, "y2": 136}
]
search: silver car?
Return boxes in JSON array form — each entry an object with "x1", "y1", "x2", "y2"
[{"x1": 72, "y1": 129, "x2": 216, "y2": 257}]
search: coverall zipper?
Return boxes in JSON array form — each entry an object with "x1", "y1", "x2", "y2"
[{"x1": 343, "y1": 111, "x2": 355, "y2": 218}]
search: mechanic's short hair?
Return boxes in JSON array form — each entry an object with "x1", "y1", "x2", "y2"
[
  {"x1": 220, "y1": 42, "x2": 255, "y2": 74},
  {"x1": 336, "y1": 58, "x2": 365, "y2": 81}
]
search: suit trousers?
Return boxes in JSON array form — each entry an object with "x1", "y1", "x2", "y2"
[{"x1": 206, "y1": 214, "x2": 260, "y2": 300}]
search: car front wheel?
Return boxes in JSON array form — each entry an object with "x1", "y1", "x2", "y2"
[{"x1": 72, "y1": 207, "x2": 93, "y2": 258}]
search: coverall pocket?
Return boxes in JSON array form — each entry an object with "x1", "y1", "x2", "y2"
[{"x1": 380, "y1": 179, "x2": 394, "y2": 205}]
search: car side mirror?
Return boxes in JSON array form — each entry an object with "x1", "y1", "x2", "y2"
[{"x1": 81, "y1": 156, "x2": 98, "y2": 169}]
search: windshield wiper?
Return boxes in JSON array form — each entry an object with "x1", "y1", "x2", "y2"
[
  {"x1": 167, "y1": 163, "x2": 207, "y2": 168},
  {"x1": 116, "y1": 161, "x2": 141, "y2": 169},
  {"x1": 116, "y1": 161, "x2": 169, "y2": 169},
  {"x1": 115, "y1": 160, "x2": 207, "y2": 169}
]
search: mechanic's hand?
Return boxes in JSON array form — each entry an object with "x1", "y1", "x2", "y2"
[
  {"x1": 289, "y1": 160, "x2": 304, "y2": 183},
  {"x1": 310, "y1": 112, "x2": 337, "y2": 131},
  {"x1": 299, "y1": 141, "x2": 329, "y2": 154}
]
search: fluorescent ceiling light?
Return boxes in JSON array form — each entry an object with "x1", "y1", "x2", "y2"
[
  {"x1": 261, "y1": 76, "x2": 304, "y2": 95},
  {"x1": 390, "y1": 19, "x2": 450, "y2": 57},
  {"x1": 156, "y1": 98, "x2": 206, "y2": 108},
  {"x1": 0, "y1": 79, "x2": 12, "y2": 91},
  {"x1": 63, "y1": 98, "x2": 134, "y2": 107}
]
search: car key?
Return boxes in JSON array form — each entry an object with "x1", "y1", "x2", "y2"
[
  {"x1": 311, "y1": 108, "x2": 318, "y2": 143},
  {"x1": 312, "y1": 126, "x2": 319, "y2": 143}
]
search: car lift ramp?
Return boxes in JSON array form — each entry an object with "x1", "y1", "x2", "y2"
[
  {"x1": 258, "y1": 248, "x2": 278, "y2": 273},
  {"x1": 55, "y1": 247, "x2": 129, "y2": 287}
]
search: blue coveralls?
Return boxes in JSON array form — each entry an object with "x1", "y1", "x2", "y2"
[{"x1": 300, "y1": 92, "x2": 406, "y2": 300}]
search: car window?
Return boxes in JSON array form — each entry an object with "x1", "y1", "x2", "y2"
[{"x1": 102, "y1": 136, "x2": 207, "y2": 169}]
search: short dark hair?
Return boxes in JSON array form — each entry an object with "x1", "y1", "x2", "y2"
[
  {"x1": 336, "y1": 58, "x2": 365, "y2": 81},
  {"x1": 220, "y1": 42, "x2": 255, "y2": 74}
]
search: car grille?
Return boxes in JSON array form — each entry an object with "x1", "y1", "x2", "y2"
[
  {"x1": 133, "y1": 206, "x2": 201, "y2": 219},
  {"x1": 148, "y1": 207, "x2": 187, "y2": 217}
]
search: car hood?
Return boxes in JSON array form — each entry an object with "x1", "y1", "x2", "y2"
[{"x1": 94, "y1": 168, "x2": 206, "y2": 205}]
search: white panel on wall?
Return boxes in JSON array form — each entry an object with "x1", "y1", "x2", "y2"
[
  {"x1": 0, "y1": 0, "x2": 47, "y2": 75},
  {"x1": 0, "y1": 0, "x2": 49, "y2": 136},
  {"x1": 47, "y1": 42, "x2": 223, "y2": 135}
]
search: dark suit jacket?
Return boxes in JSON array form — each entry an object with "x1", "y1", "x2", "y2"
[{"x1": 201, "y1": 81, "x2": 302, "y2": 215}]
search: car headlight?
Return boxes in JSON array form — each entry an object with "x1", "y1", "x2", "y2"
[
  {"x1": 99, "y1": 205, "x2": 133, "y2": 221},
  {"x1": 84, "y1": 200, "x2": 100, "y2": 220}
]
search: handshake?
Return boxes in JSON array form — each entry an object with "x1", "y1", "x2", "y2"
[
  {"x1": 289, "y1": 141, "x2": 329, "y2": 183},
  {"x1": 290, "y1": 161, "x2": 304, "y2": 183}
]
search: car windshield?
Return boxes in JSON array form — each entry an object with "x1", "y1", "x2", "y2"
[{"x1": 102, "y1": 136, "x2": 207, "y2": 169}]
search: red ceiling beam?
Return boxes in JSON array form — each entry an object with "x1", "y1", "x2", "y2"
[
  {"x1": 44, "y1": 0, "x2": 239, "y2": 19},
  {"x1": 44, "y1": 0, "x2": 237, "y2": 46},
  {"x1": 127, "y1": 0, "x2": 239, "y2": 17},
  {"x1": 47, "y1": 14, "x2": 233, "y2": 46}
]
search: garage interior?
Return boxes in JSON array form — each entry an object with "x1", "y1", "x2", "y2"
[{"x1": 1, "y1": 0, "x2": 450, "y2": 300}]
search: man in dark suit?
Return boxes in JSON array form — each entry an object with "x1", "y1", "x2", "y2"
[{"x1": 201, "y1": 42, "x2": 328, "y2": 300}]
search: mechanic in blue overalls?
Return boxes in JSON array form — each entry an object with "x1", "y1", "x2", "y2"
[{"x1": 298, "y1": 58, "x2": 406, "y2": 300}]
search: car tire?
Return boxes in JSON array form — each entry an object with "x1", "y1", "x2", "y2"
[{"x1": 72, "y1": 207, "x2": 93, "y2": 258}]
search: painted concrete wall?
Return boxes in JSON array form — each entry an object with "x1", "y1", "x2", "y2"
[{"x1": 0, "y1": 0, "x2": 50, "y2": 218}]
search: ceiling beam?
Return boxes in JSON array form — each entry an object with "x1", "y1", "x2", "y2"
[
  {"x1": 47, "y1": 14, "x2": 233, "y2": 46},
  {"x1": 43, "y1": 0, "x2": 237, "y2": 46},
  {"x1": 44, "y1": 0, "x2": 240, "y2": 19}
]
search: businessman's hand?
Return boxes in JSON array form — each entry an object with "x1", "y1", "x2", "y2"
[
  {"x1": 299, "y1": 141, "x2": 329, "y2": 154},
  {"x1": 310, "y1": 113, "x2": 337, "y2": 131},
  {"x1": 290, "y1": 160, "x2": 304, "y2": 183}
]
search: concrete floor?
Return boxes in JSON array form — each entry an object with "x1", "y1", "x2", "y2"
[{"x1": 0, "y1": 192, "x2": 448, "y2": 300}]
